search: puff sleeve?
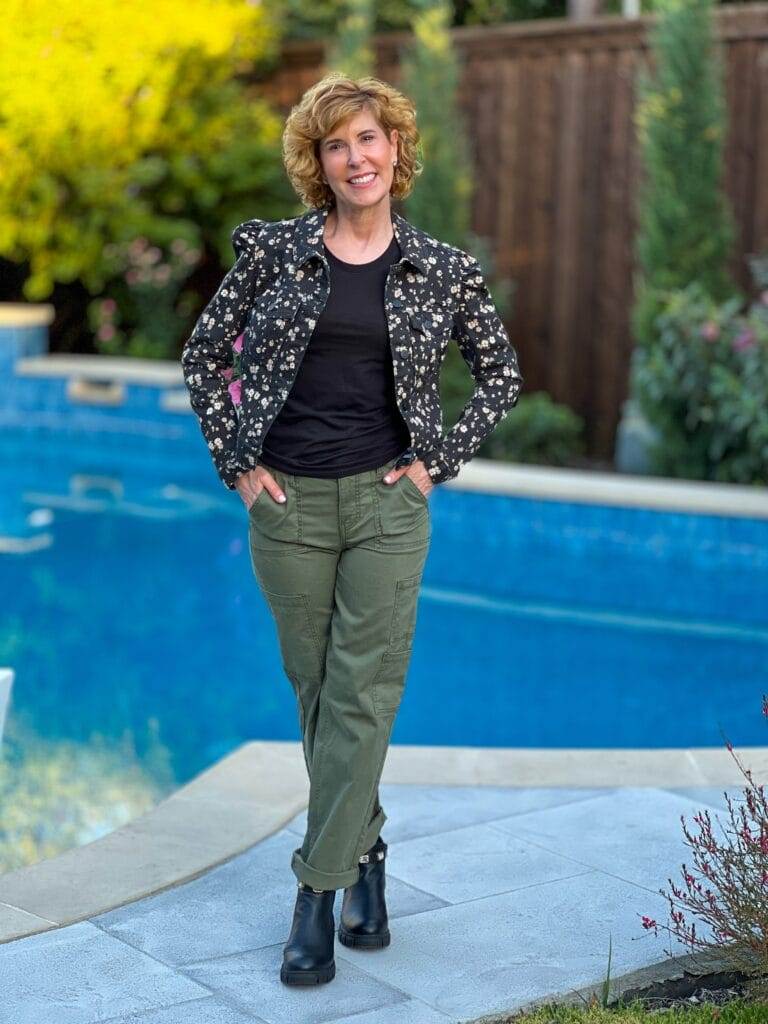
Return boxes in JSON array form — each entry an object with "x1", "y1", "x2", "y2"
[{"x1": 180, "y1": 220, "x2": 266, "y2": 490}]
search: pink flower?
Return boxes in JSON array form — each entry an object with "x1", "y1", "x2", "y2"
[
  {"x1": 221, "y1": 367, "x2": 233, "y2": 380},
  {"x1": 101, "y1": 298, "x2": 117, "y2": 315},
  {"x1": 732, "y1": 328, "x2": 756, "y2": 352},
  {"x1": 228, "y1": 378, "x2": 242, "y2": 405},
  {"x1": 700, "y1": 321, "x2": 720, "y2": 342},
  {"x1": 233, "y1": 333, "x2": 244, "y2": 353}
]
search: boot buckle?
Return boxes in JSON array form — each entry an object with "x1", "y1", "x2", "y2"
[
  {"x1": 298, "y1": 881, "x2": 327, "y2": 894},
  {"x1": 358, "y1": 849, "x2": 386, "y2": 864}
]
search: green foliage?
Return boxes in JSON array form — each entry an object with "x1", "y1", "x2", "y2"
[
  {"x1": 476, "y1": 388, "x2": 586, "y2": 465},
  {"x1": 274, "y1": 0, "x2": 566, "y2": 42},
  {"x1": 442, "y1": 341, "x2": 584, "y2": 465},
  {"x1": 630, "y1": 264, "x2": 768, "y2": 483},
  {"x1": 399, "y1": 0, "x2": 474, "y2": 249},
  {"x1": 87, "y1": 237, "x2": 203, "y2": 359},
  {"x1": 625, "y1": 0, "x2": 762, "y2": 485},
  {"x1": 630, "y1": 0, "x2": 740, "y2": 351},
  {"x1": 325, "y1": 0, "x2": 376, "y2": 76},
  {"x1": 495, "y1": 998, "x2": 768, "y2": 1020}
]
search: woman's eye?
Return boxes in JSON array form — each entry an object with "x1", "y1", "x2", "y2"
[{"x1": 328, "y1": 136, "x2": 375, "y2": 150}]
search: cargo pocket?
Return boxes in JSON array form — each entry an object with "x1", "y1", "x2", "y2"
[
  {"x1": 372, "y1": 649, "x2": 412, "y2": 715},
  {"x1": 262, "y1": 589, "x2": 324, "y2": 685},
  {"x1": 387, "y1": 574, "x2": 422, "y2": 652}
]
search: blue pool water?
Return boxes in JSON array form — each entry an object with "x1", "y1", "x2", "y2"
[{"x1": 1, "y1": 424, "x2": 767, "y2": 801}]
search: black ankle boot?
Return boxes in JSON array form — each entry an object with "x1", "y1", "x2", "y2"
[
  {"x1": 338, "y1": 835, "x2": 390, "y2": 949},
  {"x1": 280, "y1": 882, "x2": 336, "y2": 985}
]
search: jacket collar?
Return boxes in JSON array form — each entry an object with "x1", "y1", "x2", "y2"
[{"x1": 292, "y1": 202, "x2": 429, "y2": 276}]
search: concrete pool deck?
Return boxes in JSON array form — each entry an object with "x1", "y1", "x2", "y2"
[{"x1": 0, "y1": 740, "x2": 764, "y2": 1022}]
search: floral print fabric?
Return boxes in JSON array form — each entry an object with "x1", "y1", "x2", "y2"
[{"x1": 181, "y1": 203, "x2": 524, "y2": 490}]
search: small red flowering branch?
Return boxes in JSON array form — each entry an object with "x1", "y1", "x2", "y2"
[{"x1": 639, "y1": 695, "x2": 768, "y2": 983}]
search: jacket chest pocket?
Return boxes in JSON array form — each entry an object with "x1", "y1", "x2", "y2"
[
  {"x1": 246, "y1": 290, "x2": 303, "y2": 358},
  {"x1": 408, "y1": 310, "x2": 452, "y2": 377}
]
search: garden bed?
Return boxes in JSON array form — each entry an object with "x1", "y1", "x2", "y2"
[{"x1": 470, "y1": 951, "x2": 768, "y2": 1022}]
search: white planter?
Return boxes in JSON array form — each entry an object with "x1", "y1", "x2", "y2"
[{"x1": 614, "y1": 398, "x2": 660, "y2": 475}]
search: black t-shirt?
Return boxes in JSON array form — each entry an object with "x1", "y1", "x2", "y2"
[{"x1": 259, "y1": 233, "x2": 411, "y2": 478}]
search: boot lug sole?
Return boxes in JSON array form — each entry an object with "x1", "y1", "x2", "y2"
[
  {"x1": 280, "y1": 961, "x2": 336, "y2": 985},
  {"x1": 338, "y1": 925, "x2": 391, "y2": 949}
]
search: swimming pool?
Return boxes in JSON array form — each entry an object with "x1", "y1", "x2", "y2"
[{"x1": 3, "y1": 413, "x2": 766, "y2": 798}]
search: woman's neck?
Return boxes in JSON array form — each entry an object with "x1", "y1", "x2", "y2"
[{"x1": 323, "y1": 202, "x2": 394, "y2": 261}]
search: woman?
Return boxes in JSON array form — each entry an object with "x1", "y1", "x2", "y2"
[{"x1": 181, "y1": 72, "x2": 523, "y2": 987}]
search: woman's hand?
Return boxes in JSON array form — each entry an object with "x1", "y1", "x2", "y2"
[
  {"x1": 382, "y1": 459, "x2": 434, "y2": 498},
  {"x1": 235, "y1": 467, "x2": 286, "y2": 511}
]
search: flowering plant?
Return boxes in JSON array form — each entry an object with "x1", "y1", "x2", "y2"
[
  {"x1": 640, "y1": 695, "x2": 768, "y2": 997},
  {"x1": 89, "y1": 236, "x2": 202, "y2": 360},
  {"x1": 630, "y1": 255, "x2": 768, "y2": 484}
]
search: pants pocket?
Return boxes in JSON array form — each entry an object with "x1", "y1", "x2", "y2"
[
  {"x1": 248, "y1": 472, "x2": 307, "y2": 553},
  {"x1": 373, "y1": 478, "x2": 430, "y2": 553},
  {"x1": 261, "y1": 589, "x2": 324, "y2": 685},
  {"x1": 372, "y1": 649, "x2": 412, "y2": 715},
  {"x1": 371, "y1": 573, "x2": 422, "y2": 716},
  {"x1": 400, "y1": 473, "x2": 428, "y2": 505},
  {"x1": 388, "y1": 574, "x2": 422, "y2": 652}
]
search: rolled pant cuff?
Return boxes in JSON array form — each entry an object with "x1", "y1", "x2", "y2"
[{"x1": 291, "y1": 807, "x2": 387, "y2": 891}]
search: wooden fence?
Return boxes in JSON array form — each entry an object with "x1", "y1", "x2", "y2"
[{"x1": 253, "y1": 5, "x2": 768, "y2": 460}]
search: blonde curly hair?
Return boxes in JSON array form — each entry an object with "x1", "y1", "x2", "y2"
[{"x1": 282, "y1": 72, "x2": 423, "y2": 209}]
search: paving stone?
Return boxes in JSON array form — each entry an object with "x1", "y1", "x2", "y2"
[
  {"x1": 663, "y1": 786, "x2": 745, "y2": 812},
  {"x1": 92, "y1": 830, "x2": 446, "y2": 967},
  {"x1": 182, "y1": 942, "x2": 410, "y2": 1024},
  {"x1": 334, "y1": 871, "x2": 690, "y2": 1019},
  {"x1": 5, "y1": 785, "x2": 715, "y2": 1024},
  {"x1": 386, "y1": 821, "x2": 593, "y2": 904},
  {"x1": 91, "y1": 831, "x2": 299, "y2": 966},
  {"x1": 326, "y1": 999, "x2": 455, "y2": 1023},
  {"x1": 488, "y1": 788, "x2": 716, "y2": 892},
  {"x1": 0, "y1": 921, "x2": 206, "y2": 1024},
  {"x1": 103, "y1": 996, "x2": 267, "y2": 1022}
]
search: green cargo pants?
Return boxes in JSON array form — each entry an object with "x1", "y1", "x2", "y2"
[{"x1": 247, "y1": 452, "x2": 431, "y2": 891}]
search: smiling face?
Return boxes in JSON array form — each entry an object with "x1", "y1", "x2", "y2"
[{"x1": 318, "y1": 107, "x2": 399, "y2": 211}]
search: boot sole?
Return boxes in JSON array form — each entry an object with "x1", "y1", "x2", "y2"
[
  {"x1": 280, "y1": 961, "x2": 336, "y2": 985},
  {"x1": 338, "y1": 925, "x2": 391, "y2": 949}
]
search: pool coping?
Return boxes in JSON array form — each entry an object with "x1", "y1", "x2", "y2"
[{"x1": 0, "y1": 740, "x2": 765, "y2": 947}]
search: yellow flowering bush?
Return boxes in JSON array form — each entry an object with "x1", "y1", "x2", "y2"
[{"x1": 0, "y1": 0, "x2": 284, "y2": 301}]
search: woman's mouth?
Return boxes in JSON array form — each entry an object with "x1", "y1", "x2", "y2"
[{"x1": 347, "y1": 172, "x2": 377, "y2": 189}]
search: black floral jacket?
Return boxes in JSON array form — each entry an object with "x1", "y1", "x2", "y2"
[{"x1": 181, "y1": 203, "x2": 523, "y2": 490}]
